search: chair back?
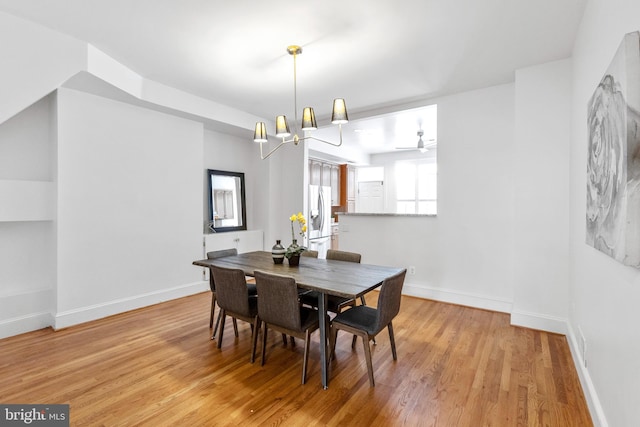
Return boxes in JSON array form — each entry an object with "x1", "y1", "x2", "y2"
[
  {"x1": 206, "y1": 248, "x2": 238, "y2": 291},
  {"x1": 326, "y1": 249, "x2": 361, "y2": 263},
  {"x1": 210, "y1": 265, "x2": 253, "y2": 317},
  {"x1": 301, "y1": 250, "x2": 319, "y2": 258},
  {"x1": 254, "y1": 271, "x2": 301, "y2": 331},
  {"x1": 207, "y1": 248, "x2": 238, "y2": 259},
  {"x1": 374, "y1": 269, "x2": 407, "y2": 331}
]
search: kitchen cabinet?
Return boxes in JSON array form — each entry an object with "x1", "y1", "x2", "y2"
[
  {"x1": 330, "y1": 224, "x2": 339, "y2": 250},
  {"x1": 347, "y1": 165, "x2": 356, "y2": 201},
  {"x1": 340, "y1": 164, "x2": 356, "y2": 212},
  {"x1": 321, "y1": 162, "x2": 332, "y2": 187},
  {"x1": 309, "y1": 160, "x2": 322, "y2": 186},
  {"x1": 309, "y1": 159, "x2": 341, "y2": 206}
]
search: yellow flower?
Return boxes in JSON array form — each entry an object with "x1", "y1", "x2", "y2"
[
  {"x1": 290, "y1": 214, "x2": 297, "y2": 222},
  {"x1": 301, "y1": 225, "x2": 307, "y2": 233}
]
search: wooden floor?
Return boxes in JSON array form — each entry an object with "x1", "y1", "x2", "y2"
[{"x1": 0, "y1": 292, "x2": 592, "y2": 426}]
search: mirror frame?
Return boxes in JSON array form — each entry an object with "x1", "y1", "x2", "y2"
[{"x1": 207, "y1": 169, "x2": 247, "y2": 233}]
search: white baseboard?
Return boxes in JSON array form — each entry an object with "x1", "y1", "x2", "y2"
[
  {"x1": 402, "y1": 282, "x2": 513, "y2": 313},
  {"x1": 565, "y1": 323, "x2": 608, "y2": 427},
  {"x1": 53, "y1": 281, "x2": 208, "y2": 330},
  {"x1": 510, "y1": 309, "x2": 568, "y2": 335},
  {"x1": 0, "y1": 312, "x2": 54, "y2": 339},
  {"x1": 0, "y1": 288, "x2": 54, "y2": 339}
]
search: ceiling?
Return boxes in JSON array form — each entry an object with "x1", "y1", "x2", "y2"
[{"x1": 0, "y1": 0, "x2": 586, "y2": 154}]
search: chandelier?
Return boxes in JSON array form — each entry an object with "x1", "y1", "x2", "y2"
[{"x1": 253, "y1": 45, "x2": 349, "y2": 159}]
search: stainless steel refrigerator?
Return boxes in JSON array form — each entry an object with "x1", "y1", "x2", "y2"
[{"x1": 308, "y1": 185, "x2": 331, "y2": 258}]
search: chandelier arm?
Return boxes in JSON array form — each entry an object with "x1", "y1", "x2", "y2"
[
  {"x1": 302, "y1": 124, "x2": 344, "y2": 147},
  {"x1": 259, "y1": 138, "x2": 296, "y2": 160}
]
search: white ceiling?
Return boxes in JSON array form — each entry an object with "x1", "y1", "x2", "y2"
[{"x1": 0, "y1": 0, "x2": 586, "y2": 154}]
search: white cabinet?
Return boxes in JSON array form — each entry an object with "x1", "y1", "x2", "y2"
[
  {"x1": 347, "y1": 165, "x2": 356, "y2": 212},
  {"x1": 330, "y1": 165, "x2": 340, "y2": 206},
  {"x1": 321, "y1": 163, "x2": 332, "y2": 187},
  {"x1": 202, "y1": 230, "x2": 264, "y2": 281},
  {"x1": 204, "y1": 230, "x2": 264, "y2": 256},
  {"x1": 309, "y1": 160, "x2": 322, "y2": 186},
  {"x1": 308, "y1": 159, "x2": 341, "y2": 206},
  {"x1": 330, "y1": 224, "x2": 339, "y2": 250}
]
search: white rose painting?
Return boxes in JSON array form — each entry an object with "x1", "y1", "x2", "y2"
[{"x1": 586, "y1": 31, "x2": 640, "y2": 268}]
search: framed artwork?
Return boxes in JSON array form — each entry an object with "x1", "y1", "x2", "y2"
[{"x1": 586, "y1": 31, "x2": 640, "y2": 267}]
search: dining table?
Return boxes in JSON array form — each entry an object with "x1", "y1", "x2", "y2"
[{"x1": 192, "y1": 250, "x2": 404, "y2": 389}]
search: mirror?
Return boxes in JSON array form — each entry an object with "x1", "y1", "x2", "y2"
[{"x1": 207, "y1": 169, "x2": 247, "y2": 232}]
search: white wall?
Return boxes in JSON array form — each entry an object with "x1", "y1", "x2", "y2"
[
  {"x1": 512, "y1": 59, "x2": 572, "y2": 333},
  {"x1": 340, "y1": 83, "x2": 515, "y2": 313},
  {"x1": 203, "y1": 129, "x2": 269, "y2": 235},
  {"x1": 54, "y1": 88, "x2": 205, "y2": 327},
  {"x1": 569, "y1": 1, "x2": 640, "y2": 425}
]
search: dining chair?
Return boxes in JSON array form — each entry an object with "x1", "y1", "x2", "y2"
[
  {"x1": 326, "y1": 249, "x2": 367, "y2": 306},
  {"x1": 329, "y1": 269, "x2": 407, "y2": 387},
  {"x1": 209, "y1": 265, "x2": 260, "y2": 363},
  {"x1": 206, "y1": 248, "x2": 257, "y2": 339},
  {"x1": 301, "y1": 249, "x2": 319, "y2": 258},
  {"x1": 300, "y1": 249, "x2": 362, "y2": 313},
  {"x1": 254, "y1": 270, "x2": 320, "y2": 385}
]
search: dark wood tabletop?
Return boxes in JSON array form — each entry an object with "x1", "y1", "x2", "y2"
[{"x1": 193, "y1": 251, "x2": 404, "y2": 299}]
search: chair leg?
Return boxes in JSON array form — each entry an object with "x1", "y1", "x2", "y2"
[
  {"x1": 212, "y1": 308, "x2": 222, "y2": 340},
  {"x1": 233, "y1": 318, "x2": 239, "y2": 337},
  {"x1": 209, "y1": 293, "x2": 216, "y2": 328},
  {"x1": 388, "y1": 322, "x2": 397, "y2": 361},
  {"x1": 282, "y1": 333, "x2": 288, "y2": 345},
  {"x1": 330, "y1": 326, "x2": 339, "y2": 360},
  {"x1": 261, "y1": 323, "x2": 268, "y2": 366},
  {"x1": 217, "y1": 310, "x2": 226, "y2": 349},
  {"x1": 351, "y1": 334, "x2": 357, "y2": 349},
  {"x1": 302, "y1": 329, "x2": 311, "y2": 384},
  {"x1": 356, "y1": 296, "x2": 376, "y2": 344},
  {"x1": 250, "y1": 317, "x2": 260, "y2": 364},
  {"x1": 362, "y1": 333, "x2": 375, "y2": 387}
]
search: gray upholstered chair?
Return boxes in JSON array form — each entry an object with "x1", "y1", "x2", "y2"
[
  {"x1": 209, "y1": 265, "x2": 260, "y2": 363},
  {"x1": 254, "y1": 271, "x2": 320, "y2": 385},
  {"x1": 301, "y1": 249, "x2": 319, "y2": 258},
  {"x1": 206, "y1": 248, "x2": 256, "y2": 339},
  {"x1": 300, "y1": 249, "x2": 362, "y2": 313},
  {"x1": 326, "y1": 249, "x2": 366, "y2": 306},
  {"x1": 329, "y1": 269, "x2": 407, "y2": 387}
]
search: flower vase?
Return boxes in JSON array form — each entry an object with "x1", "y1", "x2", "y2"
[
  {"x1": 288, "y1": 239, "x2": 300, "y2": 252},
  {"x1": 287, "y1": 239, "x2": 300, "y2": 266},
  {"x1": 271, "y1": 240, "x2": 285, "y2": 264},
  {"x1": 288, "y1": 254, "x2": 300, "y2": 266}
]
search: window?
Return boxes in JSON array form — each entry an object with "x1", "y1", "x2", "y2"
[{"x1": 395, "y1": 160, "x2": 437, "y2": 214}]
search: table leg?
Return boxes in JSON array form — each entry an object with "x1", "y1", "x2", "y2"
[{"x1": 318, "y1": 292, "x2": 329, "y2": 389}]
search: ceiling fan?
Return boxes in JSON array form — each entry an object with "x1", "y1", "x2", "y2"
[{"x1": 396, "y1": 130, "x2": 436, "y2": 153}]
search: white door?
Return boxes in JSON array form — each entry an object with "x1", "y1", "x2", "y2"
[{"x1": 357, "y1": 181, "x2": 384, "y2": 213}]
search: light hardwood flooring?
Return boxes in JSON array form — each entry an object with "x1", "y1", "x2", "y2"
[{"x1": 0, "y1": 292, "x2": 592, "y2": 426}]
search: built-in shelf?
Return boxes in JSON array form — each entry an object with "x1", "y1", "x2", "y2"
[{"x1": 0, "y1": 180, "x2": 55, "y2": 222}]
